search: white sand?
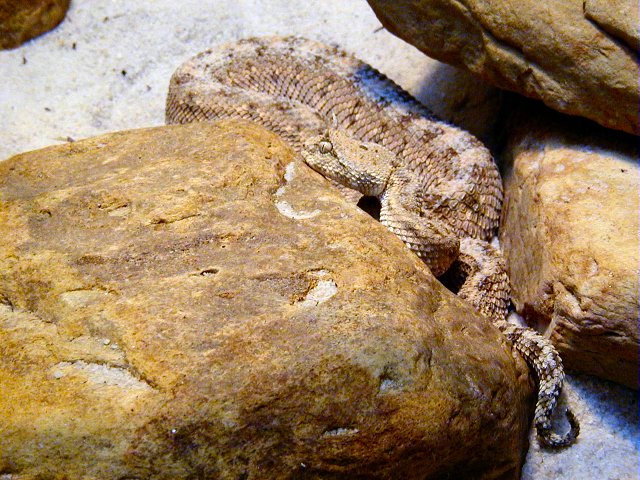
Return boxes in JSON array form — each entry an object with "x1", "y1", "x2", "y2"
[
  {"x1": 0, "y1": 0, "x2": 499, "y2": 159},
  {"x1": 0, "y1": 1, "x2": 637, "y2": 478}
]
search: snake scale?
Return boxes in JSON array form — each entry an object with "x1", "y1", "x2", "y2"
[{"x1": 165, "y1": 36, "x2": 578, "y2": 448}]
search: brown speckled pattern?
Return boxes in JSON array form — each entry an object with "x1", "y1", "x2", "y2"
[{"x1": 166, "y1": 36, "x2": 578, "y2": 448}]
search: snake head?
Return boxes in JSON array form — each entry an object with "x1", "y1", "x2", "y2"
[{"x1": 301, "y1": 129, "x2": 395, "y2": 197}]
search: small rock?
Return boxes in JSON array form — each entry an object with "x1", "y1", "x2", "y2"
[
  {"x1": 366, "y1": 0, "x2": 639, "y2": 135},
  {"x1": 499, "y1": 101, "x2": 639, "y2": 388},
  {"x1": 0, "y1": 0, "x2": 71, "y2": 50}
]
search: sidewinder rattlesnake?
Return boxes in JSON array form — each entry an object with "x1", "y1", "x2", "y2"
[{"x1": 165, "y1": 36, "x2": 578, "y2": 448}]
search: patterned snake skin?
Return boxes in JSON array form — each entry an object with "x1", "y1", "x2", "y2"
[{"x1": 165, "y1": 36, "x2": 578, "y2": 448}]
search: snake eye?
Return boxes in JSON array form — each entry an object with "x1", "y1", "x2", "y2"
[{"x1": 318, "y1": 141, "x2": 333, "y2": 154}]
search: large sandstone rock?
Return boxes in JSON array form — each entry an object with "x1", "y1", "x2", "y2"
[
  {"x1": 0, "y1": 0, "x2": 70, "y2": 49},
  {"x1": 0, "y1": 121, "x2": 533, "y2": 478},
  {"x1": 366, "y1": 0, "x2": 639, "y2": 135},
  {"x1": 499, "y1": 103, "x2": 639, "y2": 388}
]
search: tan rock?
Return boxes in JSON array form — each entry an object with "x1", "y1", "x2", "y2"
[
  {"x1": 366, "y1": 0, "x2": 640, "y2": 135},
  {"x1": 499, "y1": 103, "x2": 639, "y2": 388},
  {"x1": 0, "y1": 0, "x2": 70, "y2": 49},
  {"x1": 584, "y1": 0, "x2": 639, "y2": 51},
  {"x1": 0, "y1": 121, "x2": 533, "y2": 478}
]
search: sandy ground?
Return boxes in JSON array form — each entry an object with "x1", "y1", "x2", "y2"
[
  {"x1": 1, "y1": 1, "x2": 638, "y2": 478},
  {"x1": 0, "y1": 0, "x2": 501, "y2": 159}
]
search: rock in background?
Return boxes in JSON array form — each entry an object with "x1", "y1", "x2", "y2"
[
  {"x1": 499, "y1": 100, "x2": 639, "y2": 389},
  {"x1": 0, "y1": 0, "x2": 70, "y2": 49},
  {"x1": 366, "y1": 0, "x2": 639, "y2": 135},
  {"x1": 0, "y1": 120, "x2": 533, "y2": 478}
]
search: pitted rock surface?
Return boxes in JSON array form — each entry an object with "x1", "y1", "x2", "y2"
[{"x1": 0, "y1": 121, "x2": 533, "y2": 479}]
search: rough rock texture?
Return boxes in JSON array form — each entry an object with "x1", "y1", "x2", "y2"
[
  {"x1": 0, "y1": 121, "x2": 534, "y2": 479},
  {"x1": 583, "y1": 0, "x2": 639, "y2": 51},
  {"x1": 0, "y1": 0, "x2": 70, "y2": 49},
  {"x1": 366, "y1": 0, "x2": 640, "y2": 135},
  {"x1": 499, "y1": 102, "x2": 639, "y2": 389}
]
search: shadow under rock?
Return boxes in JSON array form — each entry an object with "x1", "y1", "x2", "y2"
[
  {"x1": 413, "y1": 61, "x2": 504, "y2": 148},
  {"x1": 569, "y1": 373, "x2": 639, "y2": 439},
  {"x1": 494, "y1": 94, "x2": 640, "y2": 177}
]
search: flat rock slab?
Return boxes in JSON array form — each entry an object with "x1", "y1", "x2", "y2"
[
  {"x1": 0, "y1": 121, "x2": 533, "y2": 478},
  {"x1": 366, "y1": 0, "x2": 639, "y2": 135},
  {"x1": 499, "y1": 104, "x2": 639, "y2": 388}
]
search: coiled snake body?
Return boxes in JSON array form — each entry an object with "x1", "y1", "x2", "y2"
[{"x1": 166, "y1": 36, "x2": 578, "y2": 448}]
